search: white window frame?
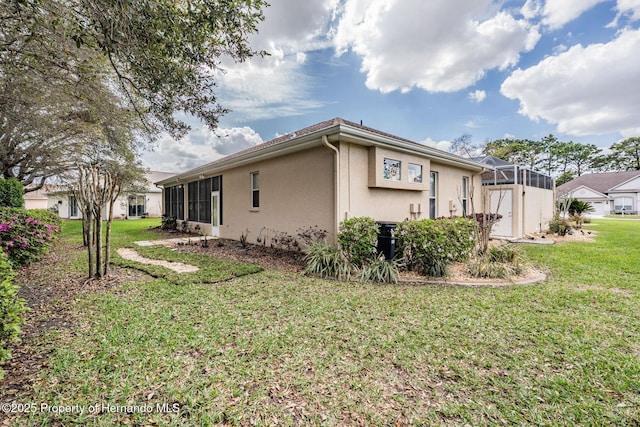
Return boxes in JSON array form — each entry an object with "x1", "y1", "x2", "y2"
[
  {"x1": 461, "y1": 176, "x2": 469, "y2": 216},
  {"x1": 250, "y1": 172, "x2": 260, "y2": 209},
  {"x1": 429, "y1": 172, "x2": 437, "y2": 219}
]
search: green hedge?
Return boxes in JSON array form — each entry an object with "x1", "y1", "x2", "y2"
[
  {"x1": 396, "y1": 217, "x2": 475, "y2": 276},
  {"x1": 338, "y1": 216, "x2": 379, "y2": 268},
  {"x1": 0, "y1": 250, "x2": 26, "y2": 378},
  {"x1": 0, "y1": 208, "x2": 62, "y2": 267},
  {"x1": 0, "y1": 178, "x2": 24, "y2": 208}
]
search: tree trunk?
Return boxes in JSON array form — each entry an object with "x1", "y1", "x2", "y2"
[
  {"x1": 85, "y1": 207, "x2": 94, "y2": 278},
  {"x1": 94, "y1": 208, "x2": 102, "y2": 278},
  {"x1": 104, "y1": 199, "x2": 115, "y2": 277}
]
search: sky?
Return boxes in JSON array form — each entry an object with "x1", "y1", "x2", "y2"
[{"x1": 141, "y1": 0, "x2": 640, "y2": 173}]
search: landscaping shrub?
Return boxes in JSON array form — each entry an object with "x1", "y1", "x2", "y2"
[
  {"x1": 270, "y1": 230, "x2": 299, "y2": 251},
  {"x1": 303, "y1": 242, "x2": 351, "y2": 280},
  {"x1": 468, "y1": 244, "x2": 527, "y2": 279},
  {"x1": 161, "y1": 215, "x2": 177, "y2": 230},
  {"x1": 338, "y1": 216, "x2": 378, "y2": 268},
  {"x1": 358, "y1": 253, "x2": 400, "y2": 284},
  {"x1": 0, "y1": 250, "x2": 26, "y2": 378},
  {"x1": 0, "y1": 178, "x2": 24, "y2": 208},
  {"x1": 296, "y1": 225, "x2": 328, "y2": 249},
  {"x1": 548, "y1": 214, "x2": 569, "y2": 235},
  {"x1": 0, "y1": 208, "x2": 61, "y2": 267},
  {"x1": 396, "y1": 217, "x2": 475, "y2": 277}
]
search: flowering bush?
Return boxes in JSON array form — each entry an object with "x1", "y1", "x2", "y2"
[
  {"x1": 338, "y1": 216, "x2": 379, "y2": 268},
  {"x1": 396, "y1": 217, "x2": 475, "y2": 277},
  {"x1": 0, "y1": 208, "x2": 62, "y2": 267}
]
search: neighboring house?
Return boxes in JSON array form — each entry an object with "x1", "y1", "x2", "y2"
[
  {"x1": 23, "y1": 186, "x2": 50, "y2": 210},
  {"x1": 47, "y1": 171, "x2": 175, "y2": 219},
  {"x1": 557, "y1": 171, "x2": 640, "y2": 215},
  {"x1": 474, "y1": 156, "x2": 556, "y2": 238},
  {"x1": 156, "y1": 118, "x2": 493, "y2": 242}
]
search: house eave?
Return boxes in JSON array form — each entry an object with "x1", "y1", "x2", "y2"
[{"x1": 155, "y1": 121, "x2": 490, "y2": 187}]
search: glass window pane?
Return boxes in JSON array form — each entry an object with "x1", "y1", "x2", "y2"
[
  {"x1": 252, "y1": 190, "x2": 259, "y2": 208},
  {"x1": 383, "y1": 158, "x2": 401, "y2": 181},
  {"x1": 408, "y1": 163, "x2": 422, "y2": 183}
]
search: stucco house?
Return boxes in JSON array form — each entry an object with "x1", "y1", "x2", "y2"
[
  {"x1": 475, "y1": 156, "x2": 555, "y2": 238},
  {"x1": 557, "y1": 171, "x2": 640, "y2": 215},
  {"x1": 23, "y1": 186, "x2": 50, "y2": 210},
  {"x1": 156, "y1": 118, "x2": 495, "y2": 242},
  {"x1": 47, "y1": 171, "x2": 175, "y2": 219}
]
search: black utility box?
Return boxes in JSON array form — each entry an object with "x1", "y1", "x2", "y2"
[{"x1": 377, "y1": 222, "x2": 397, "y2": 260}]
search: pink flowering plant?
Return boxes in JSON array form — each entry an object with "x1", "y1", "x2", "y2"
[{"x1": 0, "y1": 208, "x2": 61, "y2": 267}]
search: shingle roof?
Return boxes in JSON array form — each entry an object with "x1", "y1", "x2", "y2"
[
  {"x1": 557, "y1": 171, "x2": 640, "y2": 194},
  {"x1": 156, "y1": 117, "x2": 489, "y2": 185}
]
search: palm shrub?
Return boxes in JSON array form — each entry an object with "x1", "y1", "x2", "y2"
[
  {"x1": 358, "y1": 253, "x2": 400, "y2": 284},
  {"x1": 337, "y1": 216, "x2": 379, "y2": 268},
  {"x1": 303, "y1": 242, "x2": 351, "y2": 280},
  {"x1": 568, "y1": 199, "x2": 594, "y2": 228},
  {"x1": 468, "y1": 244, "x2": 528, "y2": 279},
  {"x1": 0, "y1": 250, "x2": 26, "y2": 378},
  {"x1": 396, "y1": 217, "x2": 475, "y2": 277}
]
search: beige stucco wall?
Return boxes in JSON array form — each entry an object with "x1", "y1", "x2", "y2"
[
  {"x1": 485, "y1": 184, "x2": 555, "y2": 238},
  {"x1": 169, "y1": 140, "x2": 486, "y2": 243},
  {"x1": 338, "y1": 142, "x2": 482, "y2": 222},
  {"x1": 24, "y1": 199, "x2": 49, "y2": 210},
  {"x1": 523, "y1": 185, "x2": 555, "y2": 234},
  {"x1": 213, "y1": 146, "x2": 335, "y2": 243}
]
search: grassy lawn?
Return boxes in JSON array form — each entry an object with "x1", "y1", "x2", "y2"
[{"x1": 10, "y1": 219, "x2": 640, "y2": 425}]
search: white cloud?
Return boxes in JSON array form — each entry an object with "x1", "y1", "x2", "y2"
[
  {"x1": 609, "y1": 0, "x2": 640, "y2": 26},
  {"x1": 216, "y1": 56, "x2": 324, "y2": 122},
  {"x1": 215, "y1": 0, "x2": 337, "y2": 122},
  {"x1": 540, "y1": 0, "x2": 607, "y2": 29},
  {"x1": 501, "y1": 28, "x2": 640, "y2": 137},
  {"x1": 468, "y1": 90, "x2": 487, "y2": 103},
  {"x1": 141, "y1": 127, "x2": 264, "y2": 172},
  {"x1": 333, "y1": 0, "x2": 540, "y2": 93},
  {"x1": 419, "y1": 137, "x2": 452, "y2": 152}
]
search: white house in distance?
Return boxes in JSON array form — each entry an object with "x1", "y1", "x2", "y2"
[
  {"x1": 47, "y1": 171, "x2": 175, "y2": 219},
  {"x1": 557, "y1": 170, "x2": 640, "y2": 216}
]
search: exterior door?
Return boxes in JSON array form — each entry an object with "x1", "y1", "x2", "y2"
[
  {"x1": 490, "y1": 189, "x2": 512, "y2": 238},
  {"x1": 211, "y1": 191, "x2": 220, "y2": 237}
]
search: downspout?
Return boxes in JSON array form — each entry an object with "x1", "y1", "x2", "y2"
[{"x1": 322, "y1": 135, "x2": 340, "y2": 241}]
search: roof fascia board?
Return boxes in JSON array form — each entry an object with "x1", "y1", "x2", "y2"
[
  {"x1": 156, "y1": 126, "x2": 341, "y2": 185},
  {"x1": 156, "y1": 121, "x2": 490, "y2": 186},
  {"x1": 337, "y1": 124, "x2": 490, "y2": 171}
]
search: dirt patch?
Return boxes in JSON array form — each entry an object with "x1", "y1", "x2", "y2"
[
  {"x1": 117, "y1": 247, "x2": 199, "y2": 273},
  {"x1": 516, "y1": 228, "x2": 597, "y2": 244},
  {"x1": 172, "y1": 238, "x2": 307, "y2": 273},
  {"x1": 399, "y1": 262, "x2": 547, "y2": 287}
]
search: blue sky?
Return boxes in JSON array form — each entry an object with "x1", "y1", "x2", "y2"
[{"x1": 142, "y1": 0, "x2": 640, "y2": 172}]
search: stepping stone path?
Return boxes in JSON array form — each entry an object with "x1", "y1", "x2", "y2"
[{"x1": 117, "y1": 248, "x2": 199, "y2": 273}]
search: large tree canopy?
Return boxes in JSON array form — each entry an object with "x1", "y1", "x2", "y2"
[
  {"x1": 1, "y1": 0, "x2": 267, "y2": 189},
  {"x1": 2, "y1": 0, "x2": 267, "y2": 137}
]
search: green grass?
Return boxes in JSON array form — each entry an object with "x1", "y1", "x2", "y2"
[
  {"x1": 12, "y1": 220, "x2": 640, "y2": 425},
  {"x1": 111, "y1": 245, "x2": 263, "y2": 285}
]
